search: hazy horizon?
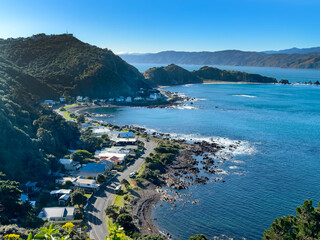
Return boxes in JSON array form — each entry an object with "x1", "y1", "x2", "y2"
[{"x1": 1, "y1": 0, "x2": 320, "y2": 53}]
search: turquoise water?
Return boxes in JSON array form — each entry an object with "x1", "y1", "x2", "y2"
[{"x1": 90, "y1": 66, "x2": 320, "y2": 239}]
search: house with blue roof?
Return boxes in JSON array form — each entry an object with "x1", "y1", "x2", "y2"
[
  {"x1": 118, "y1": 132, "x2": 135, "y2": 138},
  {"x1": 78, "y1": 163, "x2": 106, "y2": 177}
]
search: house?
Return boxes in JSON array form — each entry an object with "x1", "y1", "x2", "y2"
[
  {"x1": 118, "y1": 132, "x2": 135, "y2": 138},
  {"x1": 59, "y1": 159, "x2": 81, "y2": 171},
  {"x1": 134, "y1": 96, "x2": 144, "y2": 101},
  {"x1": 25, "y1": 181, "x2": 41, "y2": 193},
  {"x1": 149, "y1": 93, "x2": 161, "y2": 100},
  {"x1": 92, "y1": 126, "x2": 110, "y2": 137},
  {"x1": 59, "y1": 97, "x2": 65, "y2": 102},
  {"x1": 38, "y1": 207, "x2": 75, "y2": 222},
  {"x1": 99, "y1": 159, "x2": 114, "y2": 171},
  {"x1": 108, "y1": 98, "x2": 114, "y2": 102},
  {"x1": 55, "y1": 177, "x2": 77, "y2": 185},
  {"x1": 73, "y1": 177, "x2": 100, "y2": 191},
  {"x1": 78, "y1": 163, "x2": 106, "y2": 177},
  {"x1": 116, "y1": 96, "x2": 125, "y2": 102},
  {"x1": 126, "y1": 96, "x2": 132, "y2": 102},
  {"x1": 50, "y1": 189, "x2": 72, "y2": 198},
  {"x1": 44, "y1": 100, "x2": 56, "y2": 106},
  {"x1": 20, "y1": 194, "x2": 36, "y2": 207},
  {"x1": 58, "y1": 194, "x2": 70, "y2": 206},
  {"x1": 76, "y1": 96, "x2": 83, "y2": 102}
]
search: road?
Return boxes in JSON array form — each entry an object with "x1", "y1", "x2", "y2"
[{"x1": 85, "y1": 139, "x2": 157, "y2": 240}]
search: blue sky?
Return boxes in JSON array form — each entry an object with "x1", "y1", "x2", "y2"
[{"x1": 0, "y1": 0, "x2": 319, "y2": 53}]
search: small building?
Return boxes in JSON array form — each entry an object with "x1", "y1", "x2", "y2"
[
  {"x1": 59, "y1": 159, "x2": 81, "y2": 171},
  {"x1": 44, "y1": 100, "x2": 56, "y2": 106},
  {"x1": 133, "y1": 96, "x2": 144, "y2": 102},
  {"x1": 92, "y1": 126, "x2": 110, "y2": 137},
  {"x1": 50, "y1": 189, "x2": 72, "y2": 198},
  {"x1": 73, "y1": 177, "x2": 100, "y2": 192},
  {"x1": 78, "y1": 163, "x2": 106, "y2": 177},
  {"x1": 118, "y1": 132, "x2": 135, "y2": 138},
  {"x1": 108, "y1": 98, "x2": 114, "y2": 102},
  {"x1": 116, "y1": 96, "x2": 125, "y2": 102},
  {"x1": 99, "y1": 159, "x2": 115, "y2": 170},
  {"x1": 55, "y1": 177, "x2": 77, "y2": 185},
  {"x1": 76, "y1": 96, "x2": 83, "y2": 102},
  {"x1": 59, "y1": 97, "x2": 65, "y2": 102},
  {"x1": 58, "y1": 194, "x2": 70, "y2": 206},
  {"x1": 38, "y1": 207, "x2": 75, "y2": 222},
  {"x1": 126, "y1": 96, "x2": 132, "y2": 102}
]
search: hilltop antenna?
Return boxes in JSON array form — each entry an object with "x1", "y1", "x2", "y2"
[{"x1": 66, "y1": 28, "x2": 68, "y2": 34}]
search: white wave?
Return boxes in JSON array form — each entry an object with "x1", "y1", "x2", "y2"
[
  {"x1": 170, "y1": 105, "x2": 198, "y2": 110},
  {"x1": 229, "y1": 166, "x2": 239, "y2": 169},
  {"x1": 231, "y1": 160, "x2": 244, "y2": 164},
  {"x1": 215, "y1": 169, "x2": 229, "y2": 175},
  {"x1": 233, "y1": 94, "x2": 257, "y2": 98}
]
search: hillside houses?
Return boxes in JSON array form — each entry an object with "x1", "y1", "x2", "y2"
[
  {"x1": 59, "y1": 159, "x2": 81, "y2": 171},
  {"x1": 78, "y1": 163, "x2": 107, "y2": 177}
]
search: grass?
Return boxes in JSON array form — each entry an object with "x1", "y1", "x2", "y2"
[
  {"x1": 112, "y1": 193, "x2": 125, "y2": 207},
  {"x1": 61, "y1": 110, "x2": 75, "y2": 120},
  {"x1": 64, "y1": 103, "x2": 79, "y2": 109},
  {"x1": 84, "y1": 193, "x2": 92, "y2": 199},
  {"x1": 137, "y1": 163, "x2": 145, "y2": 177}
]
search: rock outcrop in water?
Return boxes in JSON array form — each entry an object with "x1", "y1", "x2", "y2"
[{"x1": 279, "y1": 79, "x2": 290, "y2": 84}]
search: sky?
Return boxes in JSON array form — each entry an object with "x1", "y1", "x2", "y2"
[{"x1": 0, "y1": 0, "x2": 320, "y2": 53}]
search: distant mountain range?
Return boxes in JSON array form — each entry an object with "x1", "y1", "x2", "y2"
[
  {"x1": 120, "y1": 48, "x2": 320, "y2": 69},
  {"x1": 263, "y1": 47, "x2": 320, "y2": 55}
]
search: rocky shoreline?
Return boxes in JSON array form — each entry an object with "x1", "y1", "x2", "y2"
[{"x1": 126, "y1": 126, "x2": 248, "y2": 237}]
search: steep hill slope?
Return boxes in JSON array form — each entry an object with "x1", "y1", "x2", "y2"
[
  {"x1": 0, "y1": 57, "x2": 79, "y2": 182},
  {"x1": 120, "y1": 50, "x2": 320, "y2": 69},
  {"x1": 0, "y1": 34, "x2": 148, "y2": 98},
  {"x1": 143, "y1": 64, "x2": 277, "y2": 86},
  {"x1": 143, "y1": 64, "x2": 201, "y2": 86}
]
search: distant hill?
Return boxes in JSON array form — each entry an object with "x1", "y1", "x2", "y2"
[
  {"x1": 143, "y1": 64, "x2": 277, "y2": 86},
  {"x1": 143, "y1": 64, "x2": 201, "y2": 86},
  {"x1": 0, "y1": 34, "x2": 148, "y2": 99},
  {"x1": 120, "y1": 50, "x2": 320, "y2": 69},
  {"x1": 264, "y1": 47, "x2": 320, "y2": 55}
]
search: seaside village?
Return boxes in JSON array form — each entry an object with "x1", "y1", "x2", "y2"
[
  {"x1": 43, "y1": 88, "x2": 164, "y2": 107},
  {"x1": 19, "y1": 107, "x2": 145, "y2": 223}
]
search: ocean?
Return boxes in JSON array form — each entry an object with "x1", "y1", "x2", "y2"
[{"x1": 89, "y1": 65, "x2": 320, "y2": 239}]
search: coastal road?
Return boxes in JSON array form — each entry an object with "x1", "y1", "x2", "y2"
[{"x1": 85, "y1": 138, "x2": 157, "y2": 240}]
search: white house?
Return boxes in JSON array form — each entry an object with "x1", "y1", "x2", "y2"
[
  {"x1": 133, "y1": 96, "x2": 143, "y2": 101},
  {"x1": 73, "y1": 177, "x2": 100, "y2": 191},
  {"x1": 50, "y1": 189, "x2": 72, "y2": 197},
  {"x1": 92, "y1": 126, "x2": 110, "y2": 137},
  {"x1": 38, "y1": 207, "x2": 75, "y2": 222},
  {"x1": 59, "y1": 159, "x2": 81, "y2": 171},
  {"x1": 76, "y1": 96, "x2": 83, "y2": 102}
]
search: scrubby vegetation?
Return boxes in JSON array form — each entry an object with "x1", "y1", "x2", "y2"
[{"x1": 140, "y1": 141, "x2": 180, "y2": 183}]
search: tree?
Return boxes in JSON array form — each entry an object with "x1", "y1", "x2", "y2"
[
  {"x1": 105, "y1": 223, "x2": 125, "y2": 240},
  {"x1": 105, "y1": 205, "x2": 120, "y2": 221},
  {"x1": 80, "y1": 128, "x2": 103, "y2": 153},
  {"x1": 120, "y1": 179, "x2": 130, "y2": 188},
  {"x1": 70, "y1": 189, "x2": 87, "y2": 209},
  {"x1": 76, "y1": 113, "x2": 85, "y2": 123},
  {"x1": 116, "y1": 213, "x2": 134, "y2": 232},
  {"x1": 96, "y1": 174, "x2": 106, "y2": 184},
  {"x1": 263, "y1": 200, "x2": 320, "y2": 240},
  {"x1": 188, "y1": 234, "x2": 209, "y2": 240},
  {"x1": 71, "y1": 150, "x2": 93, "y2": 164},
  {"x1": 0, "y1": 180, "x2": 23, "y2": 224}
]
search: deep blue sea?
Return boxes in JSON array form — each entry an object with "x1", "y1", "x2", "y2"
[{"x1": 91, "y1": 65, "x2": 320, "y2": 239}]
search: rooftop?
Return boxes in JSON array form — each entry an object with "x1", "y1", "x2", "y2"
[{"x1": 80, "y1": 163, "x2": 105, "y2": 173}]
